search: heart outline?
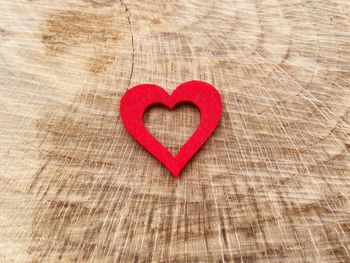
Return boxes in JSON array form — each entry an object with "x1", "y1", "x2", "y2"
[{"x1": 119, "y1": 80, "x2": 222, "y2": 177}]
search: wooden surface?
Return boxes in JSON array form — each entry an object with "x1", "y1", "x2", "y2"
[{"x1": 0, "y1": 0, "x2": 350, "y2": 262}]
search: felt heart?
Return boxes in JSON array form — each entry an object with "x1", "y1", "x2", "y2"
[{"x1": 119, "y1": 80, "x2": 222, "y2": 177}]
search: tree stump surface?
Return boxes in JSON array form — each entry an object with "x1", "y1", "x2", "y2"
[{"x1": 0, "y1": 0, "x2": 349, "y2": 262}]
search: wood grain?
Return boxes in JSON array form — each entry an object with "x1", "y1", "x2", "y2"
[{"x1": 0, "y1": 0, "x2": 349, "y2": 262}]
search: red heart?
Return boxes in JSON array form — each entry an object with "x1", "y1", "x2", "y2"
[{"x1": 119, "y1": 80, "x2": 222, "y2": 177}]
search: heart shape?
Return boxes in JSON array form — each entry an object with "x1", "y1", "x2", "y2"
[{"x1": 119, "y1": 80, "x2": 222, "y2": 177}]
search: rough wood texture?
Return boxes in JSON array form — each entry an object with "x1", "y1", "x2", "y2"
[{"x1": 0, "y1": 0, "x2": 349, "y2": 262}]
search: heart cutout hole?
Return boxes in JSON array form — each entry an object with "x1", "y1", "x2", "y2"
[{"x1": 143, "y1": 103, "x2": 200, "y2": 156}]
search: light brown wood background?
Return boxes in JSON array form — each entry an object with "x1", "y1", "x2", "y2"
[{"x1": 0, "y1": 0, "x2": 350, "y2": 262}]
